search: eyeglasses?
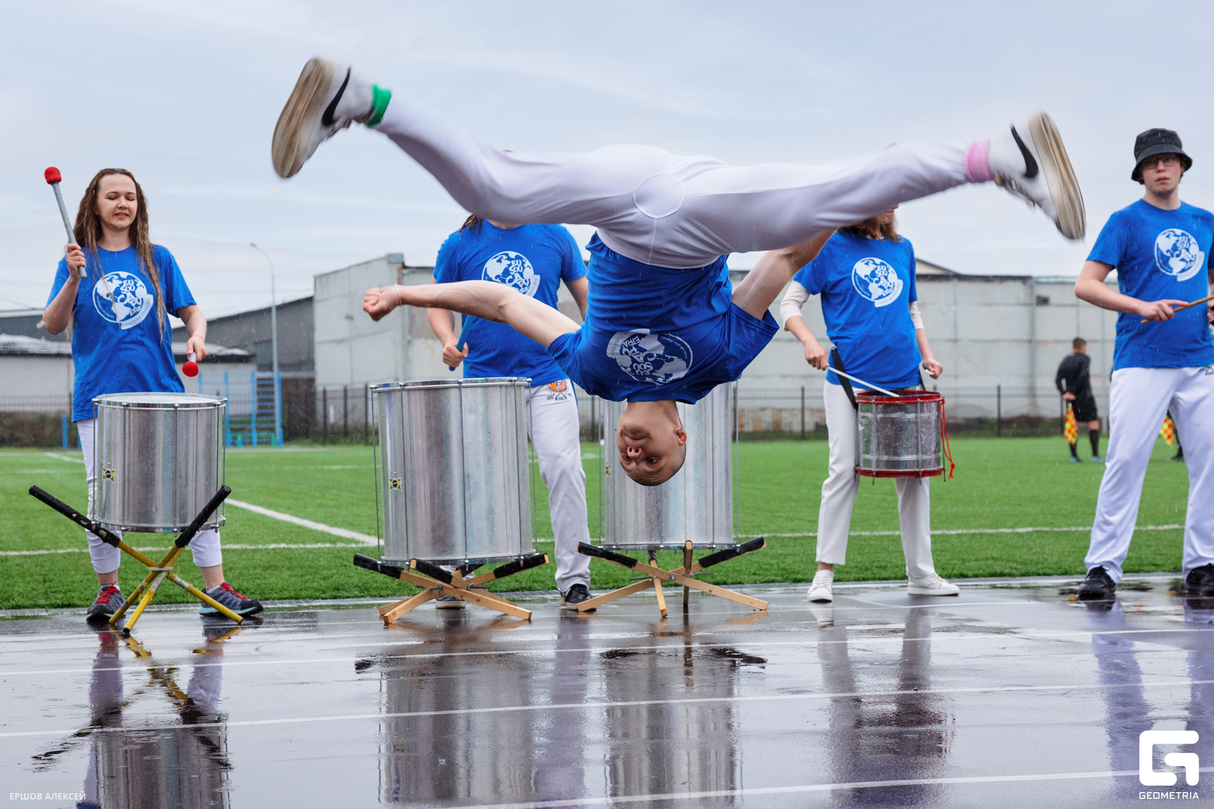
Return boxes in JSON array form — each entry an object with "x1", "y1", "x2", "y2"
[{"x1": 1143, "y1": 155, "x2": 1181, "y2": 169}]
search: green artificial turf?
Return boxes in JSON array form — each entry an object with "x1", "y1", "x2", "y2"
[{"x1": 0, "y1": 437, "x2": 1191, "y2": 610}]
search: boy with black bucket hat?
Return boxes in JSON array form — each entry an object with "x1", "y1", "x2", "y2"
[{"x1": 1074, "y1": 128, "x2": 1214, "y2": 600}]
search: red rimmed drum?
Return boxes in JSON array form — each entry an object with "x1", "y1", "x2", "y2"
[{"x1": 854, "y1": 391, "x2": 944, "y2": 479}]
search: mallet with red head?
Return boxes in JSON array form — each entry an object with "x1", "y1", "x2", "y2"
[{"x1": 44, "y1": 167, "x2": 86, "y2": 279}]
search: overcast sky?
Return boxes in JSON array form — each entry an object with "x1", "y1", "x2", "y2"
[{"x1": 2, "y1": 0, "x2": 1211, "y2": 320}]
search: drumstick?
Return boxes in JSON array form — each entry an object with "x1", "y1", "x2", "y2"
[
  {"x1": 1140, "y1": 294, "x2": 1214, "y2": 323},
  {"x1": 44, "y1": 167, "x2": 87, "y2": 279},
  {"x1": 182, "y1": 352, "x2": 199, "y2": 378},
  {"x1": 824, "y1": 367, "x2": 900, "y2": 398},
  {"x1": 447, "y1": 315, "x2": 476, "y2": 371}
]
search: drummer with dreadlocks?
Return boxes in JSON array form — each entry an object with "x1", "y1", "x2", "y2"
[{"x1": 43, "y1": 168, "x2": 262, "y2": 624}]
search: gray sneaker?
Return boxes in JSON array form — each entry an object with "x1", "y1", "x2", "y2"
[
  {"x1": 200, "y1": 582, "x2": 263, "y2": 617},
  {"x1": 86, "y1": 585, "x2": 124, "y2": 625}
]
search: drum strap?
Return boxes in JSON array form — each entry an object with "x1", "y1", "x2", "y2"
[{"x1": 829, "y1": 348, "x2": 858, "y2": 410}]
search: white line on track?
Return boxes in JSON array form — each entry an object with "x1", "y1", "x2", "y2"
[
  {"x1": 3, "y1": 626, "x2": 1210, "y2": 675},
  {"x1": 1, "y1": 677, "x2": 1210, "y2": 739},
  {"x1": 469, "y1": 768, "x2": 1214, "y2": 808}
]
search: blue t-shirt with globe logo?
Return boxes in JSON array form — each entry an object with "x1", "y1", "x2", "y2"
[
  {"x1": 1088, "y1": 200, "x2": 1214, "y2": 370},
  {"x1": 48, "y1": 245, "x2": 195, "y2": 422},
  {"x1": 547, "y1": 234, "x2": 778, "y2": 403},
  {"x1": 434, "y1": 222, "x2": 586, "y2": 386},
  {"x1": 794, "y1": 231, "x2": 922, "y2": 390}
]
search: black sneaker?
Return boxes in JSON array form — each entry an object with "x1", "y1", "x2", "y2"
[
  {"x1": 86, "y1": 585, "x2": 124, "y2": 625},
  {"x1": 435, "y1": 594, "x2": 466, "y2": 609},
  {"x1": 1076, "y1": 567, "x2": 1116, "y2": 601},
  {"x1": 199, "y1": 582, "x2": 263, "y2": 617},
  {"x1": 560, "y1": 583, "x2": 596, "y2": 612},
  {"x1": 1185, "y1": 564, "x2": 1214, "y2": 597}
]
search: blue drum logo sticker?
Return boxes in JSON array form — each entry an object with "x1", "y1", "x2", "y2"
[
  {"x1": 483, "y1": 251, "x2": 540, "y2": 297},
  {"x1": 92, "y1": 271, "x2": 154, "y2": 330},
  {"x1": 852, "y1": 257, "x2": 903, "y2": 308},
  {"x1": 389, "y1": 477, "x2": 401, "y2": 491},
  {"x1": 102, "y1": 467, "x2": 116, "y2": 482},
  {"x1": 1154, "y1": 229, "x2": 1205, "y2": 282},
  {"x1": 607, "y1": 330, "x2": 692, "y2": 385}
]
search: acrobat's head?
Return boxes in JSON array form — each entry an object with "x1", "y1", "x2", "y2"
[{"x1": 615, "y1": 400, "x2": 687, "y2": 486}]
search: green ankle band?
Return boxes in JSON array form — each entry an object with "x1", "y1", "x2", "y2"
[{"x1": 366, "y1": 85, "x2": 391, "y2": 127}]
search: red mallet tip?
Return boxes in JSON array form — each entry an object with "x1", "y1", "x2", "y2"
[
  {"x1": 44, "y1": 167, "x2": 62, "y2": 184},
  {"x1": 183, "y1": 361, "x2": 199, "y2": 377}
]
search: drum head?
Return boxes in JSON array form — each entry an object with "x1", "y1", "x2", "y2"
[{"x1": 93, "y1": 392, "x2": 225, "y2": 408}]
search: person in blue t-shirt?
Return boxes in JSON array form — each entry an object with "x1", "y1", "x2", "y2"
[
  {"x1": 427, "y1": 215, "x2": 595, "y2": 609},
  {"x1": 275, "y1": 59, "x2": 1087, "y2": 485},
  {"x1": 43, "y1": 168, "x2": 261, "y2": 624},
  {"x1": 779, "y1": 209, "x2": 958, "y2": 602},
  {"x1": 1072, "y1": 129, "x2": 1214, "y2": 601}
]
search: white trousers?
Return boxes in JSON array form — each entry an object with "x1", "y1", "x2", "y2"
[
  {"x1": 817, "y1": 382, "x2": 935, "y2": 579},
  {"x1": 526, "y1": 383, "x2": 592, "y2": 592},
  {"x1": 78, "y1": 418, "x2": 222, "y2": 575},
  {"x1": 375, "y1": 100, "x2": 970, "y2": 269},
  {"x1": 1085, "y1": 366, "x2": 1214, "y2": 581}
]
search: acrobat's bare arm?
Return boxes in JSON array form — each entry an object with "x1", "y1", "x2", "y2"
[
  {"x1": 364, "y1": 281, "x2": 580, "y2": 348},
  {"x1": 732, "y1": 230, "x2": 836, "y2": 320}
]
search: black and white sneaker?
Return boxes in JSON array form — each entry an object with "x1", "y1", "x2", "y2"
[
  {"x1": 989, "y1": 113, "x2": 1085, "y2": 240},
  {"x1": 560, "y1": 583, "x2": 595, "y2": 611},
  {"x1": 1076, "y1": 566, "x2": 1116, "y2": 600},
  {"x1": 272, "y1": 58, "x2": 382, "y2": 178}
]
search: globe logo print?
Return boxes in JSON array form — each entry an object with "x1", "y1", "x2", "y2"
[
  {"x1": 1154, "y1": 229, "x2": 1205, "y2": 282},
  {"x1": 606, "y1": 330, "x2": 693, "y2": 385},
  {"x1": 92, "y1": 271, "x2": 153, "y2": 330},
  {"x1": 851, "y1": 257, "x2": 903, "y2": 308},
  {"x1": 482, "y1": 251, "x2": 540, "y2": 297}
]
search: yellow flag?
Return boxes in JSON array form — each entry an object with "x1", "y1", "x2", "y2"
[
  {"x1": 1161, "y1": 416, "x2": 1176, "y2": 448},
  {"x1": 1064, "y1": 403, "x2": 1077, "y2": 444}
]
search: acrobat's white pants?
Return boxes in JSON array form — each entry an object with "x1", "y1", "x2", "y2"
[
  {"x1": 1085, "y1": 366, "x2": 1214, "y2": 581},
  {"x1": 525, "y1": 382, "x2": 592, "y2": 592},
  {"x1": 375, "y1": 100, "x2": 972, "y2": 270},
  {"x1": 816, "y1": 381, "x2": 935, "y2": 579},
  {"x1": 77, "y1": 419, "x2": 222, "y2": 575}
]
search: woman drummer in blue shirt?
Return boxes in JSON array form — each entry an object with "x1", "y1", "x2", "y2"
[
  {"x1": 43, "y1": 168, "x2": 262, "y2": 624},
  {"x1": 778, "y1": 209, "x2": 959, "y2": 603}
]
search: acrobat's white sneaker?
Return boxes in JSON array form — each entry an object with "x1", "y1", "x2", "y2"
[
  {"x1": 807, "y1": 569, "x2": 834, "y2": 603},
  {"x1": 272, "y1": 58, "x2": 380, "y2": 179},
  {"x1": 907, "y1": 573, "x2": 960, "y2": 596},
  {"x1": 988, "y1": 113, "x2": 1086, "y2": 240}
]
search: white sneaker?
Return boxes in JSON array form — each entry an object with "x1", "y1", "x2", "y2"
[
  {"x1": 907, "y1": 573, "x2": 960, "y2": 596},
  {"x1": 988, "y1": 113, "x2": 1085, "y2": 240},
  {"x1": 273, "y1": 58, "x2": 379, "y2": 178},
  {"x1": 807, "y1": 570, "x2": 834, "y2": 603}
]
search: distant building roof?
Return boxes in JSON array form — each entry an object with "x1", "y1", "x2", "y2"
[{"x1": 0, "y1": 333, "x2": 252, "y2": 361}]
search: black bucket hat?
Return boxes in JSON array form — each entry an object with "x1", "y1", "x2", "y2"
[{"x1": 1132, "y1": 128, "x2": 1192, "y2": 183}]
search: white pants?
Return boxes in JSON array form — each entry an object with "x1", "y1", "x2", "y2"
[
  {"x1": 78, "y1": 418, "x2": 222, "y2": 575},
  {"x1": 1085, "y1": 367, "x2": 1214, "y2": 581},
  {"x1": 376, "y1": 100, "x2": 971, "y2": 269},
  {"x1": 526, "y1": 383, "x2": 592, "y2": 592},
  {"x1": 817, "y1": 381, "x2": 935, "y2": 579}
]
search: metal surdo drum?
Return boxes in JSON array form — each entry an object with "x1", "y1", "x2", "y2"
[
  {"x1": 92, "y1": 393, "x2": 226, "y2": 532},
  {"x1": 601, "y1": 384, "x2": 735, "y2": 551},
  {"x1": 374, "y1": 378, "x2": 533, "y2": 565},
  {"x1": 855, "y1": 391, "x2": 945, "y2": 478}
]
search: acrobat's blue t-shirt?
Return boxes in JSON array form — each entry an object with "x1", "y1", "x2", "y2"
[
  {"x1": 1087, "y1": 200, "x2": 1214, "y2": 370},
  {"x1": 47, "y1": 245, "x2": 195, "y2": 422},
  {"x1": 433, "y1": 222, "x2": 586, "y2": 386},
  {"x1": 548, "y1": 234, "x2": 777, "y2": 403},
  {"x1": 793, "y1": 231, "x2": 922, "y2": 390}
]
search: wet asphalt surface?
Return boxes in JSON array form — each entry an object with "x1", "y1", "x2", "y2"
[{"x1": 2, "y1": 575, "x2": 1212, "y2": 808}]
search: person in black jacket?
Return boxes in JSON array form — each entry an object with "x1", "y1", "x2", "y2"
[{"x1": 1056, "y1": 337, "x2": 1103, "y2": 462}]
